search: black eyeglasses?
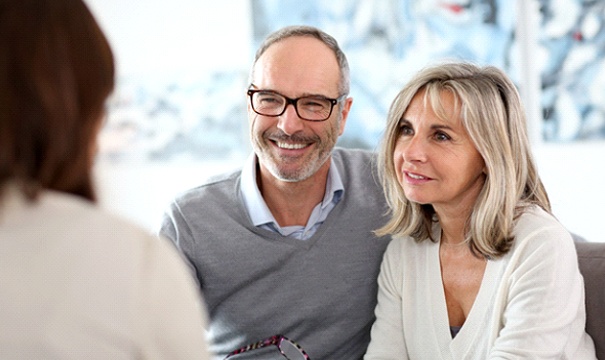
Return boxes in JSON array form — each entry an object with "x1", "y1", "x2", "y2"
[
  {"x1": 224, "y1": 334, "x2": 310, "y2": 360},
  {"x1": 247, "y1": 87, "x2": 346, "y2": 122}
]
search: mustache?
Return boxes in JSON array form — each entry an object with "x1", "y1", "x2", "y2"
[{"x1": 264, "y1": 130, "x2": 320, "y2": 143}]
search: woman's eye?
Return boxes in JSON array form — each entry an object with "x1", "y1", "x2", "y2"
[
  {"x1": 399, "y1": 125, "x2": 413, "y2": 135},
  {"x1": 434, "y1": 132, "x2": 451, "y2": 141}
]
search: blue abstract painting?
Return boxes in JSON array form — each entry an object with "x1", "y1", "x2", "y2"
[
  {"x1": 538, "y1": 0, "x2": 605, "y2": 141},
  {"x1": 98, "y1": 0, "x2": 603, "y2": 163},
  {"x1": 250, "y1": 0, "x2": 516, "y2": 150}
]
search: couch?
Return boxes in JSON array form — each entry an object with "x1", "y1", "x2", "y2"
[{"x1": 575, "y1": 241, "x2": 605, "y2": 360}]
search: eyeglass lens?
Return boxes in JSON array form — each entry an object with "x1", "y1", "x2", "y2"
[{"x1": 251, "y1": 92, "x2": 333, "y2": 121}]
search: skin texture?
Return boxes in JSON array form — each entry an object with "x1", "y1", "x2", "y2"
[
  {"x1": 248, "y1": 36, "x2": 352, "y2": 226},
  {"x1": 393, "y1": 89, "x2": 487, "y2": 326}
]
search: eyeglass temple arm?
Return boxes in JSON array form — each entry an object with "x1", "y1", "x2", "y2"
[{"x1": 225, "y1": 335, "x2": 282, "y2": 357}]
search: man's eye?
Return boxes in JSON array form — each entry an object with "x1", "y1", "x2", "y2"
[
  {"x1": 300, "y1": 98, "x2": 329, "y2": 110},
  {"x1": 258, "y1": 95, "x2": 281, "y2": 104}
]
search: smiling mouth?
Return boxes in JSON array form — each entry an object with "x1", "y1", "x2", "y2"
[
  {"x1": 406, "y1": 172, "x2": 429, "y2": 180},
  {"x1": 276, "y1": 141, "x2": 308, "y2": 150}
]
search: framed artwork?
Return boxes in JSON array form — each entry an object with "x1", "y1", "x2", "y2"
[
  {"x1": 99, "y1": 71, "x2": 249, "y2": 162},
  {"x1": 250, "y1": 0, "x2": 518, "y2": 149},
  {"x1": 97, "y1": 0, "x2": 604, "y2": 163},
  {"x1": 538, "y1": 0, "x2": 605, "y2": 141}
]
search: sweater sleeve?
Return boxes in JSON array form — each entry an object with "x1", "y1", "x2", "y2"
[
  {"x1": 365, "y1": 238, "x2": 409, "y2": 360},
  {"x1": 158, "y1": 200, "x2": 200, "y2": 285},
  {"x1": 488, "y1": 210, "x2": 596, "y2": 359}
]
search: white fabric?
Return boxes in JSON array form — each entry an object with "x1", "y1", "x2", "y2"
[
  {"x1": 365, "y1": 206, "x2": 597, "y2": 359},
  {"x1": 0, "y1": 187, "x2": 210, "y2": 359}
]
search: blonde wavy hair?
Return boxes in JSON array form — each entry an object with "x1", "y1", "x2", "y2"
[{"x1": 377, "y1": 62, "x2": 550, "y2": 258}]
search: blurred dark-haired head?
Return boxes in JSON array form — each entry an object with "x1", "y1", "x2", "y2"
[{"x1": 0, "y1": 0, "x2": 115, "y2": 202}]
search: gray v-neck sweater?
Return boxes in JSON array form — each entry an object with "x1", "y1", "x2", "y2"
[{"x1": 160, "y1": 148, "x2": 391, "y2": 359}]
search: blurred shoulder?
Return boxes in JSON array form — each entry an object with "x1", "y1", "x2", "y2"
[
  {"x1": 42, "y1": 191, "x2": 163, "y2": 246},
  {"x1": 2, "y1": 188, "x2": 186, "y2": 271}
]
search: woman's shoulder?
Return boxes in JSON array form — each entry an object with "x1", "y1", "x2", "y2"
[
  {"x1": 512, "y1": 204, "x2": 574, "y2": 255},
  {"x1": 385, "y1": 232, "x2": 436, "y2": 261},
  {"x1": 7, "y1": 189, "x2": 175, "y2": 264},
  {"x1": 515, "y1": 205, "x2": 567, "y2": 237},
  {"x1": 45, "y1": 190, "x2": 155, "y2": 241}
]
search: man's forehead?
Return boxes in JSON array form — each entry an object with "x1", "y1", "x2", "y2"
[{"x1": 252, "y1": 37, "x2": 340, "y2": 96}]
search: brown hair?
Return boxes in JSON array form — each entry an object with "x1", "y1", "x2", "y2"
[{"x1": 0, "y1": 0, "x2": 115, "y2": 202}]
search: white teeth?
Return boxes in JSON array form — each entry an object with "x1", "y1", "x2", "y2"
[
  {"x1": 277, "y1": 142, "x2": 306, "y2": 150},
  {"x1": 408, "y1": 173, "x2": 426, "y2": 180}
]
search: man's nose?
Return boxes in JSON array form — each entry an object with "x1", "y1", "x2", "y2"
[{"x1": 277, "y1": 103, "x2": 305, "y2": 135}]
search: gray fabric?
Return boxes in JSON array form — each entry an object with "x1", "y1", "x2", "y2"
[
  {"x1": 160, "y1": 148, "x2": 392, "y2": 360},
  {"x1": 575, "y1": 241, "x2": 605, "y2": 360}
]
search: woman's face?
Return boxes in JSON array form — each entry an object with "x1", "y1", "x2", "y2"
[{"x1": 393, "y1": 89, "x2": 486, "y2": 217}]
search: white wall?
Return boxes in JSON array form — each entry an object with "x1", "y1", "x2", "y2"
[
  {"x1": 534, "y1": 143, "x2": 605, "y2": 242},
  {"x1": 94, "y1": 160, "x2": 244, "y2": 234},
  {"x1": 88, "y1": 0, "x2": 605, "y2": 242},
  {"x1": 85, "y1": 0, "x2": 251, "y2": 76},
  {"x1": 87, "y1": 0, "x2": 252, "y2": 233}
]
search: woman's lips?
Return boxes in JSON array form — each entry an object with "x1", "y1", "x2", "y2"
[{"x1": 404, "y1": 171, "x2": 432, "y2": 184}]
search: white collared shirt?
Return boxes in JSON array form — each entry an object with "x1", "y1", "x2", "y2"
[{"x1": 240, "y1": 153, "x2": 344, "y2": 240}]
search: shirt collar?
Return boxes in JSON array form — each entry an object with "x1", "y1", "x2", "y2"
[{"x1": 240, "y1": 152, "x2": 344, "y2": 227}]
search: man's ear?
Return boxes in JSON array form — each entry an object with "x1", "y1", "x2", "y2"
[{"x1": 338, "y1": 97, "x2": 353, "y2": 136}]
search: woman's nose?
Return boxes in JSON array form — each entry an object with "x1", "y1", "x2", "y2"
[{"x1": 400, "y1": 136, "x2": 428, "y2": 163}]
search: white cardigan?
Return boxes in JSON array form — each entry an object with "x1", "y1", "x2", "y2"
[
  {"x1": 0, "y1": 188, "x2": 210, "y2": 359},
  {"x1": 365, "y1": 206, "x2": 596, "y2": 359}
]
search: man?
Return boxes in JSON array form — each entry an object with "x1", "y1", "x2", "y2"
[{"x1": 160, "y1": 25, "x2": 391, "y2": 359}]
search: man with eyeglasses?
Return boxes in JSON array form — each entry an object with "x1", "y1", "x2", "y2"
[{"x1": 160, "y1": 25, "x2": 391, "y2": 360}]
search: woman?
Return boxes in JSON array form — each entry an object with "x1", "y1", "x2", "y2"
[
  {"x1": 364, "y1": 63, "x2": 596, "y2": 359},
  {"x1": 0, "y1": 0, "x2": 210, "y2": 358}
]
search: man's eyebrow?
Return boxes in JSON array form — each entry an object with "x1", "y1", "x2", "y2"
[{"x1": 249, "y1": 86, "x2": 331, "y2": 98}]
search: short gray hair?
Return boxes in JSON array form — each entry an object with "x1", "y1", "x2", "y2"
[{"x1": 249, "y1": 25, "x2": 350, "y2": 96}]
